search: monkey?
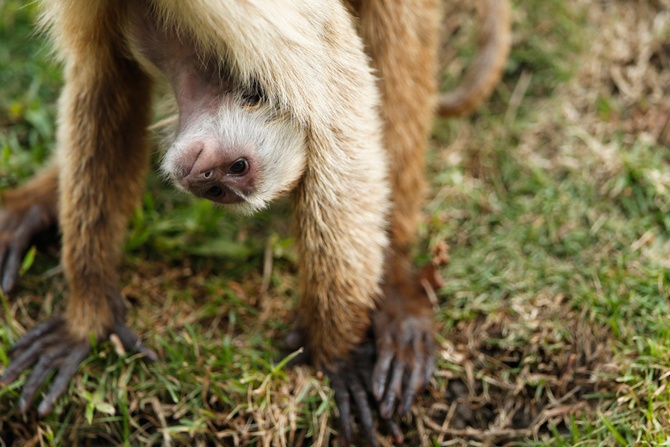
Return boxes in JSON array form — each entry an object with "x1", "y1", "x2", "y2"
[{"x1": 0, "y1": 0, "x2": 511, "y2": 444}]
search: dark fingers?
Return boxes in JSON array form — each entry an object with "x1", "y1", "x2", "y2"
[
  {"x1": 0, "y1": 245, "x2": 8, "y2": 292},
  {"x1": 349, "y1": 377, "x2": 378, "y2": 447},
  {"x1": 380, "y1": 418, "x2": 404, "y2": 444},
  {"x1": 1, "y1": 330, "x2": 63, "y2": 384},
  {"x1": 398, "y1": 337, "x2": 425, "y2": 417},
  {"x1": 9, "y1": 318, "x2": 63, "y2": 356},
  {"x1": 399, "y1": 364, "x2": 422, "y2": 417},
  {"x1": 330, "y1": 372, "x2": 352, "y2": 446},
  {"x1": 37, "y1": 345, "x2": 89, "y2": 416},
  {"x1": 18, "y1": 341, "x2": 74, "y2": 413},
  {"x1": 114, "y1": 323, "x2": 158, "y2": 361},
  {"x1": 379, "y1": 358, "x2": 404, "y2": 419},
  {"x1": 372, "y1": 339, "x2": 393, "y2": 401},
  {"x1": 1, "y1": 206, "x2": 44, "y2": 293},
  {"x1": 2, "y1": 240, "x2": 26, "y2": 294}
]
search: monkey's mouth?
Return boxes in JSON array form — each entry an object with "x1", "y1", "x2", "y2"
[{"x1": 181, "y1": 181, "x2": 246, "y2": 205}]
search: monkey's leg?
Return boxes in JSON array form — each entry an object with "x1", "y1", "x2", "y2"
[
  {"x1": 355, "y1": 0, "x2": 441, "y2": 421},
  {"x1": 0, "y1": 3, "x2": 156, "y2": 415},
  {"x1": 0, "y1": 165, "x2": 59, "y2": 292},
  {"x1": 283, "y1": 0, "x2": 440, "y2": 433}
]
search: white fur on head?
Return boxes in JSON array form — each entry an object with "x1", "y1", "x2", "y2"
[{"x1": 161, "y1": 95, "x2": 307, "y2": 214}]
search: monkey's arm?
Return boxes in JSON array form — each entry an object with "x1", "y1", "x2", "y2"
[
  {"x1": 0, "y1": 165, "x2": 59, "y2": 292},
  {"x1": 0, "y1": 1, "x2": 156, "y2": 415}
]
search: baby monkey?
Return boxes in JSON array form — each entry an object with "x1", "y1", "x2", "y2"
[{"x1": 0, "y1": 0, "x2": 510, "y2": 444}]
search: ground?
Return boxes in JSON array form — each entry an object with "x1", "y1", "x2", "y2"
[{"x1": 1, "y1": 0, "x2": 670, "y2": 446}]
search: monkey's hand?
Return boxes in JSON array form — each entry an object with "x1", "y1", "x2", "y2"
[
  {"x1": 371, "y1": 279, "x2": 436, "y2": 420},
  {"x1": 285, "y1": 284, "x2": 435, "y2": 445},
  {"x1": 326, "y1": 341, "x2": 405, "y2": 447},
  {"x1": 285, "y1": 330, "x2": 403, "y2": 445},
  {"x1": 328, "y1": 293, "x2": 435, "y2": 446},
  {"x1": 0, "y1": 202, "x2": 57, "y2": 293},
  {"x1": 0, "y1": 316, "x2": 156, "y2": 416}
]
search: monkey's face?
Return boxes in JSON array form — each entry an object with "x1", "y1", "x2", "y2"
[
  {"x1": 124, "y1": 2, "x2": 307, "y2": 213},
  {"x1": 161, "y1": 95, "x2": 307, "y2": 214}
]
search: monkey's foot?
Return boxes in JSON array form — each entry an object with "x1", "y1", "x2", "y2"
[
  {"x1": 0, "y1": 203, "x2": 57, "y2": 292},
  {"x1": 284, "y1": 330, "x2": 403, "y2": 446},
  {"x1": 371, "y1": 280, "x2": 436, "y2": 420},
  {"x1": 326, "y1": 341, "x2": 404, "y2": 447},
  {"x1": 0, "y1": 317, "x2": 157, "y2": 416}
]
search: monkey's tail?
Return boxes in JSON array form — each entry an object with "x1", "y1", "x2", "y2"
[{"x1": 436, "y1": 0, "x2": 511, "y2": 117}]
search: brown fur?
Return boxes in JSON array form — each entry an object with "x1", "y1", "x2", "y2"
[
  {"x1": 437, "y1": 0, "x2": 512, "y2": 117},
  {"x1": 60, "y1": 40, "x2": 153, "y2": 339},
  {"x1": 0, "y1": 164, "x2": 58, "y2": 220},
  {"x1": 353, "y1": 0, "x2": 440, "y2": 253}
]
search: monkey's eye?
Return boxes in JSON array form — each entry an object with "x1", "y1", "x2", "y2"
[
  {"x1": 241, "y1": 83, "x2": 265, "y2": 108},
  {"x1": 228, "y1": 158, "x2": 249, "y2": 175},
  {"x1": 242, "y1": 92, "x2": 263, "y2": 108}
]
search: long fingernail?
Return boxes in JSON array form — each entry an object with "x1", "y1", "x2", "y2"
[
  {"x1": 140, "y1": 346, "x2": 159, "y2": 362},
  {"x1": 38, "y1": 400, "x2": 53, "y2": 417},
  {"x1": 380, "y1": 401, "x2": 393, "y2": 420},
  {"x1": 1, "y1": 277, "x2": 13, "y2": 294},
  {"x1": 373, "y1": 382, "x2": 384, "y2": 401},
  {"x1": 398, "y1": 400, "x2": 411, "y2": 417}
]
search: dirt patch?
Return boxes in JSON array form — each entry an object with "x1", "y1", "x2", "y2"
[{"x1": 413, "y1": 296, "x2": 620, "y2": 446}]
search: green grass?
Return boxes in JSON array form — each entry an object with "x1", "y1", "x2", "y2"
[{"x1": 3, "y1": 0, "x2": 670, "y2": 445}]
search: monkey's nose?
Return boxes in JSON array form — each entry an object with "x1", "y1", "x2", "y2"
[
  {"x1": 179, "y1": 143, "x2": 250, "y2": 180},
  {"x1": 183, "y1": 144, "x2": 225, "y2": 179},
  {"x1": 173, "y1": 142, "x2": 255, "y2": 204}
]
